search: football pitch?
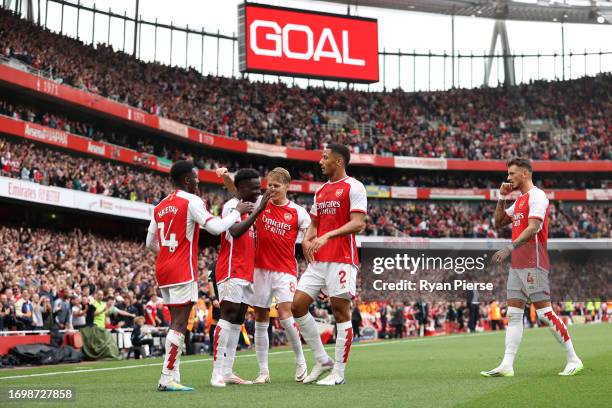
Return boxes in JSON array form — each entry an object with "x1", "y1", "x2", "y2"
[{"x1": 0, "y1": 324, "x2": 610, "y2": 408}]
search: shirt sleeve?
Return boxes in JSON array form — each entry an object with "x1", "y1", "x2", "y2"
[
  {"x1": 203, "y1": 199, "x2": 241, "y2": 236},
  {"x1": 505, "y1": 201, "x2": 516, "y2": 217},
  {"x1": 221, "y1": 198, "x2": 239, "y2": 218},
  {"x1": 310, "y1": 192, "x2": 318, "y2": 217},
  {"x1": 528, "y1": 190, "x2": 549, "y2": 220},
  {"x1": 297, "y1": 205, "x2": 311, "y2": 231},
  {"x1": 349, "y1": 181, "x2": 368, "y2": 214},
  {"x1": 147, "y1": 218, "x2": 157, "y2": 234},
  {"x1": 188, "y1": 197, "x2": 215, "y2": 226}
]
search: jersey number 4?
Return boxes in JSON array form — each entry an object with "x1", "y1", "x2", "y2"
[{"x1": 158, "y1": 222, "x2": 178, "y2": 252}]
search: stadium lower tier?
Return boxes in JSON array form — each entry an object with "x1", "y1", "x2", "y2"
[
  {"x1": 1, "y1": 135, "x2": 610, "y2": 238},
  {"x1": 0, "y1": 222, "x2": 609, "y2": 335}
]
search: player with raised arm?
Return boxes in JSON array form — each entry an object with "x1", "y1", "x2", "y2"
[
  {"x1": 210, "y1": 169, "x2": 271, "y2": 388},
  {"x1": 481, "y1": 157, "x2": 583, "y2": 378},
  {"x1": 217, "y1": 167, "x2": 310, "y2": 384},
  {"x1": 146, "y1": 160, "x2": 252, "y2": 392},
  {"x1": 291, "y1": 143, "x2": 367, "y2": 386}
]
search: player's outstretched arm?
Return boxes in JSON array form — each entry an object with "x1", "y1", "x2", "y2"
[
  {"x1": 228, "y1": 190, "x2": 271, "y2": 238},
  {"x1": 189, "y1": 195, "x2": 253, "y2": 235},
  {"x1": 215, "y1": 167, "x2": 238, "y2": 195},
  {"x1": 204, "y1": 202, "x2": 253, "y2": 235}
]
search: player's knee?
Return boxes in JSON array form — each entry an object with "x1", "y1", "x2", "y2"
[
  {"x1": 254, "y1": 307, "x2": 269, "y2": 322},
  {"x1": 291, "y1": 301, "x2": 307, "y2": 318},
  {"x1": 277, "y1": 303, "x2": 292, "y2": 320},
  {"x1": 332, "y1": 308, "x2": 350, "y2": 323}
]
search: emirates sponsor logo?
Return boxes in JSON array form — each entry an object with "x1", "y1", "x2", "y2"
[
  {"x1": 100, "y1": 199, "x2": 113, "y2": 210},
  {"x1": 159, "y1": 117, "x2": 188, "y2": 138},
  {"x1": 24, "y1": 124, "x2": 68, "y2": 146},
  {"x1": 87, "y1": 142, "x2": 106, "y2": 156},
  {"x1": 198, "y1": 132, "x2": 215, "y2": 145},
  {"x1": 261, "y1": 214, "x2": 291, "y2": 235},
  {"x1": 317, "y1": 200, "x2": 341, "y2": 215}
]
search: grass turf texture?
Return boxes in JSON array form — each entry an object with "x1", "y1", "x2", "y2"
[{"x1": 0, "y1": 324, "x2": 610, "y2": 408}]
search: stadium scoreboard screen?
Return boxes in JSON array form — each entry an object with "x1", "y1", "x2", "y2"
[{"x1": 238, "y1": 3, "x2": 379, "y2": 83}]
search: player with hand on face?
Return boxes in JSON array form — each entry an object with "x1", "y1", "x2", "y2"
[
  {"x1": 210, "y1": 168, "x2": 271, "y2": 387},
  {"x1": 146, "y1": 160, "x2": 252, "y2": 392},
  {"x1": 481, "y1": 157, "x2": 583, "y2": 378}
]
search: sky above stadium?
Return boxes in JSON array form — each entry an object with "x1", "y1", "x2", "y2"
[{"x1": 33, "y1": 0, "x2": 612, "y2": 91}]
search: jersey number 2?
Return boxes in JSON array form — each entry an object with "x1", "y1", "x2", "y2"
[{"x1": 158, "y1": 222, "x2": 178, "y2": 252}]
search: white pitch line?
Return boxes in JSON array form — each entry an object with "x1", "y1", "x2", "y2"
[{"x1": 0, "y1": 331, "x2": 499, "y2": 381}]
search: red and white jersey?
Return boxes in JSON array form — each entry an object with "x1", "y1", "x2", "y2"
[
  {"x1": 505, "y1": 186, "x2": 550, "y2": 270},
  {"x1": 310, "y1": 176, "x2": 367, "y2": 266},
  {"x1": 255, "y1": 200, "x2": 311, "y2": 275},
  {"x1": 216, "y1": 197, "x2": 257, "y2": 283},
  {"x1": 148, "y1": 190, "x2": 215, "y2": 287}
]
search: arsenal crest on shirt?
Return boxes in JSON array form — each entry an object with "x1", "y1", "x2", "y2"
[
  {"x1": 335, "y1": 189, "x2": 344, "y2": 197},
  {"x1": 284, "y1": 212, "x2": 292, "y2": 222}
]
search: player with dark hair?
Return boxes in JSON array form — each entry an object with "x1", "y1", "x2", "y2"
[
  {"x1": 216, "y1": 166, "x2": 311, "y2": 384},
  {"x1": 210, "y1": 168, "x2": 271, "y2": 387},
  {"x1": 481, "y1": 157, "x2": 583, "y2": 377},
  {"x1": 146, "y1": 160, "x2": 252, "y2": 391},
  {"x1": 291, "y1": 143, "x2": 368, "y2": 386}
]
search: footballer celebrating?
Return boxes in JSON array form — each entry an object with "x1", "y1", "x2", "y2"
[
  {"x1": 146, "y1": 160, "x2": 252, "y2": 391},
  {"x1": 292, "y1": 143, "x2": 367, "y2": 386},
  {"x1": 218, "y1": 167, "x2": 311, "y2": 384},
  {"x1": 481, "y1": 157, "x2": 583, "y2": 377},
  {"x1": 211, "y1": 169, "x2": 271, "y2": 387}
]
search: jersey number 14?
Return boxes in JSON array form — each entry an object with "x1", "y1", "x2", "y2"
[{"x1": 158, "y1": 221, "x2": 178, "y2": 252}]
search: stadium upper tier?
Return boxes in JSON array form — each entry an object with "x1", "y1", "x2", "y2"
[
  {"x1": 0, "y1": 9, "x2": 610, "y2": 167},
  {"x1": 1, "y1": 97, "x2": 610, "y2": 190}
]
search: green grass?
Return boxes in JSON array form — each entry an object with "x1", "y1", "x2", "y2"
[{"x1": 1, "y1": 324, "x2": 610, "y2": 408}]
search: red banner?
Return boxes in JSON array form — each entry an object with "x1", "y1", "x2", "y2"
[
  {"x1": 238, "y1": 4, "x2": 379, "y2": 83},
  {"x1": 1, "y1": 63, "x2": 611, "y2": 172}
]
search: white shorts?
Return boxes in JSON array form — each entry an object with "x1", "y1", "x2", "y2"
[
  {"x1": 297, "y1": 262, "x2": 357, "y2": 301},
  {"x1": 251, "y1": 268, "x2": 297, "y2": 308},
  {"x1": 507, "y1": 267, "x2": 551, "y2": 303},
  {"x1": 218, "y1": 278, "x2": 254, "y2": 305},
  {"x1": 160, "y1": 281, "x2": 198, "y2": 307}
]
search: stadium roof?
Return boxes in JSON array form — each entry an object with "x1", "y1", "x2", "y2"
[{"x1": 310, "y1": 0, "x2": 612, "y2": 24}]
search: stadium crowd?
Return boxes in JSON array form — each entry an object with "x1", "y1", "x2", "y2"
[
  {"x1": 2, "y1": 137, "x2": 610, "y2": 238},
  {"x1": 2, "y1": 98, "x2": 609, "y2": 189},
  {"x1": 1, "y1": 225, "x2": 609, "y2": 341},
  {"x1": 1, "y1": 8, "x2": 611, "y2": 161}
]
